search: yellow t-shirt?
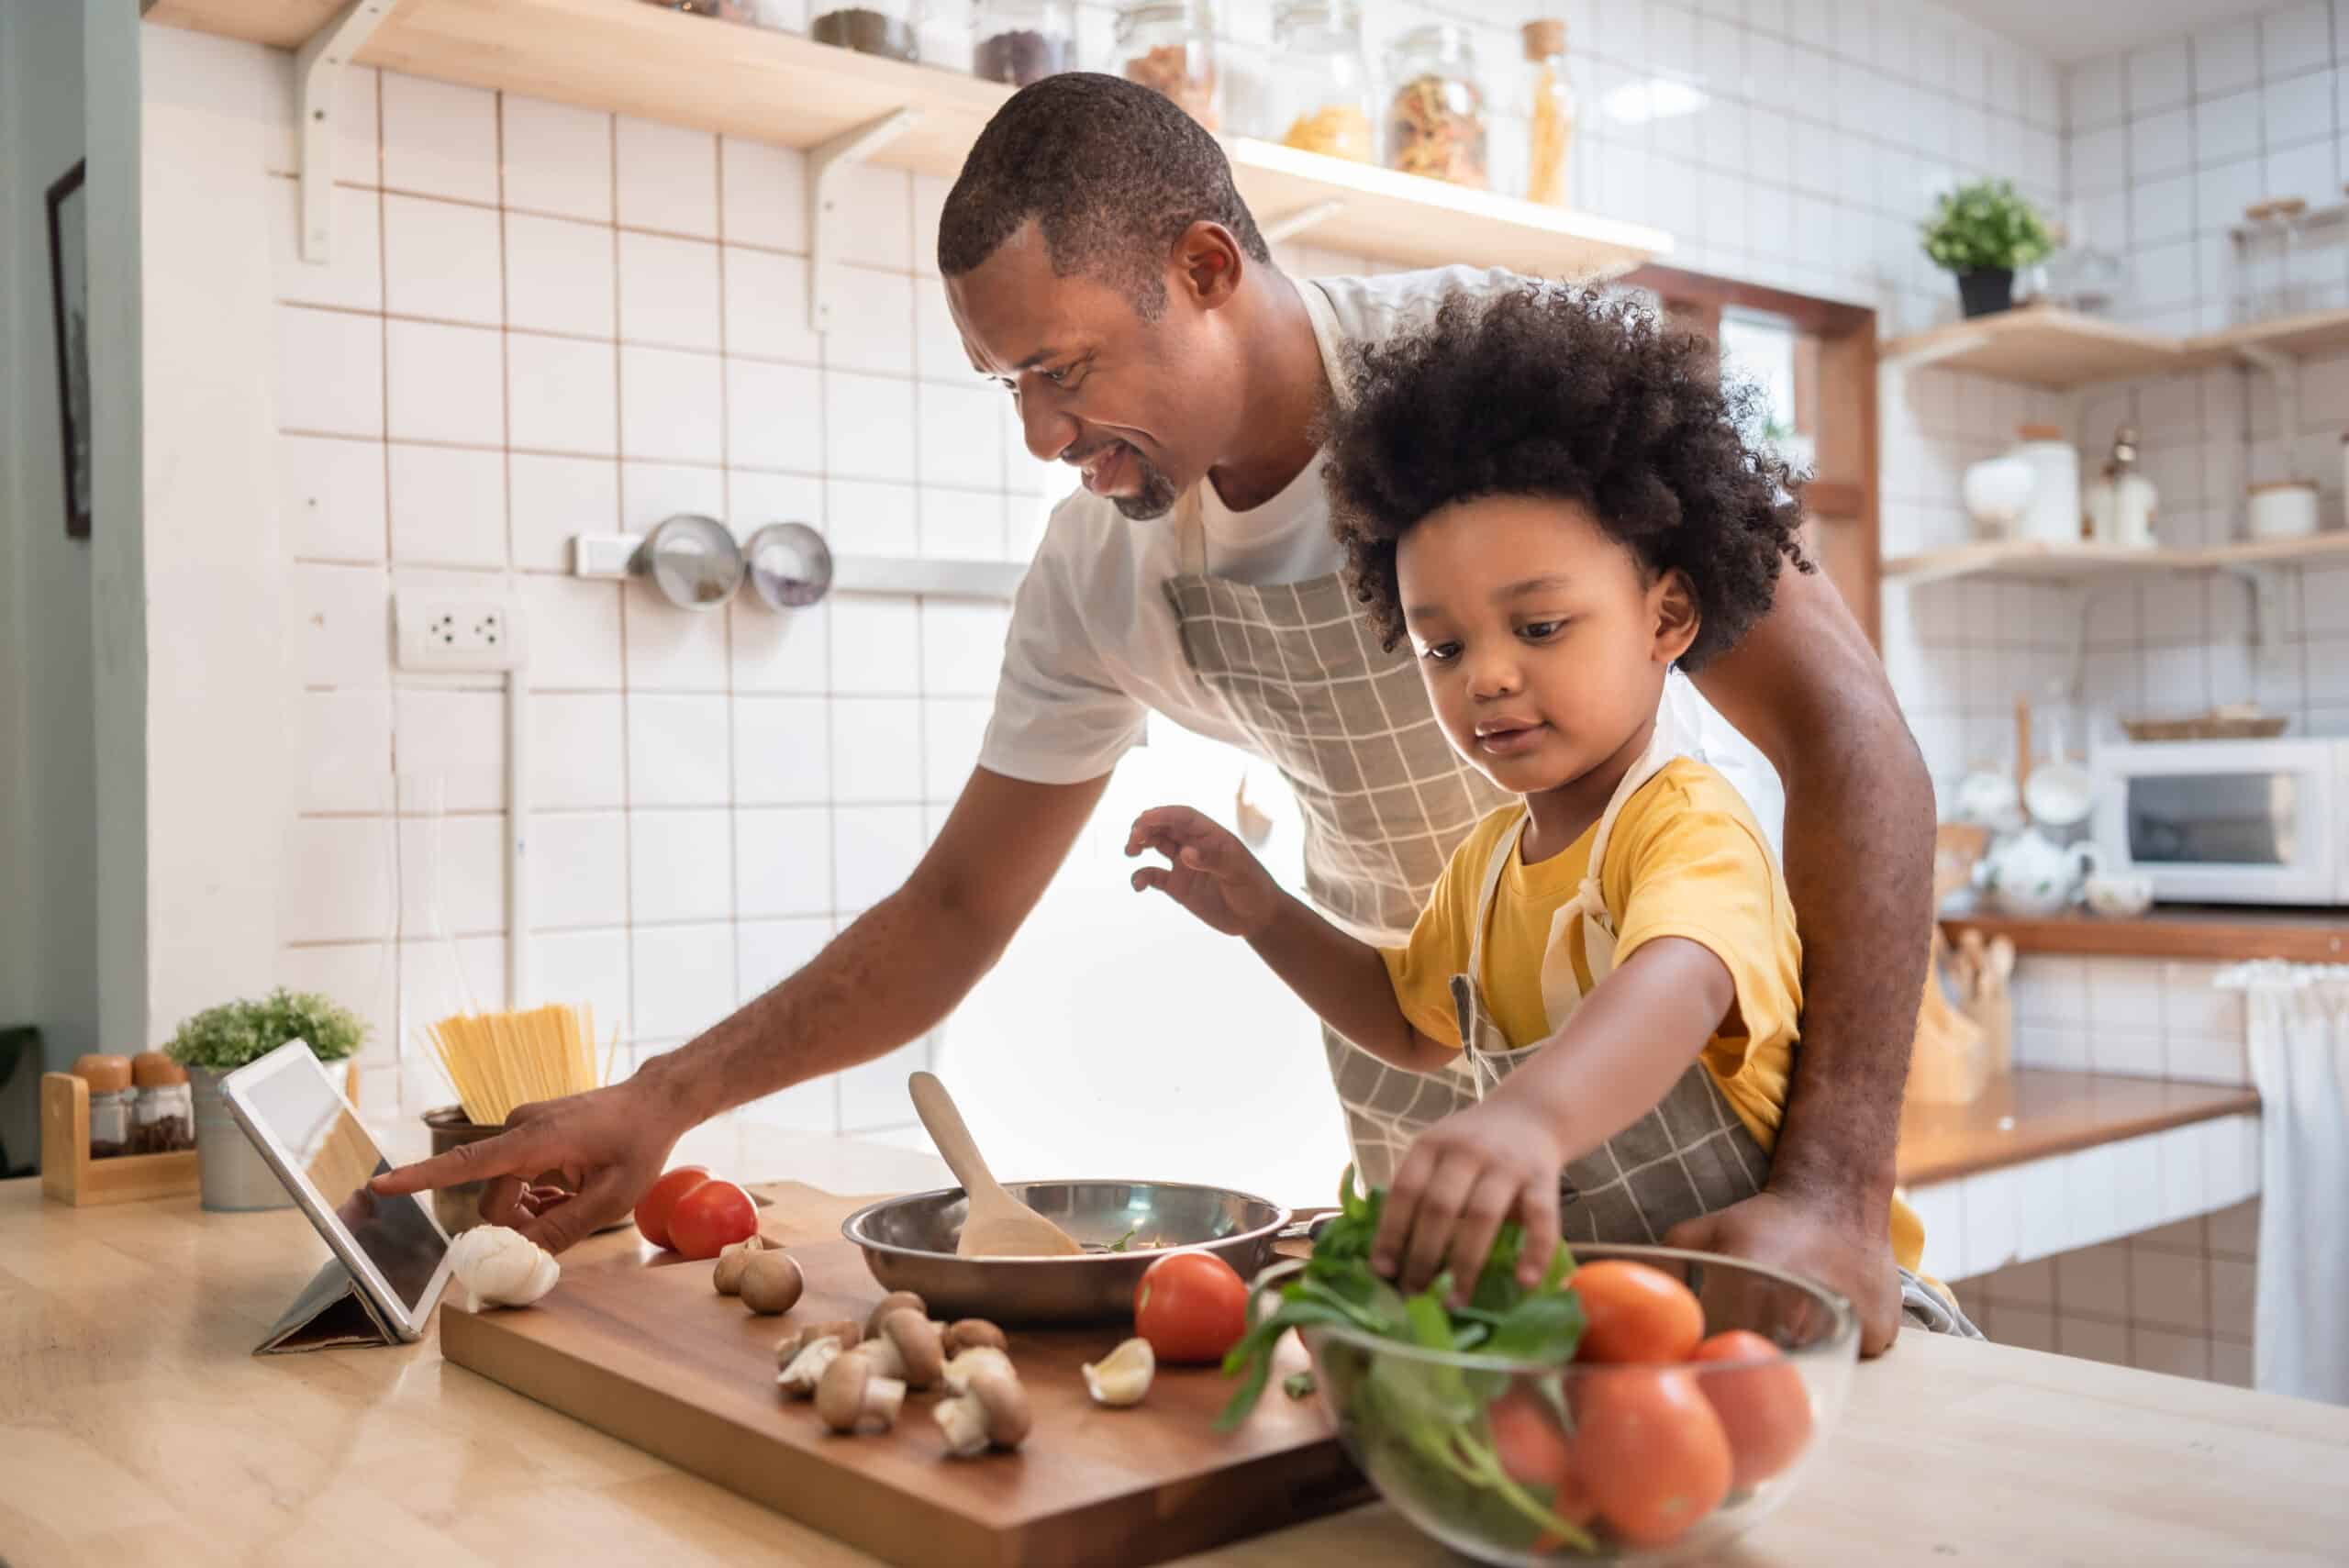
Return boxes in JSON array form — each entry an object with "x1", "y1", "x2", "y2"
[{"x1": 1379, "y1": 758, "x2": 1926, "y2": 1276}]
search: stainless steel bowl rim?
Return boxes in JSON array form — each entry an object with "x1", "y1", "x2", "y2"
[
  {"x1": 1257, "y1": 1240, "x2": 1860, "y2": 1372},
  {"x1": 842, "y1": 1178, "x2": 1294, "y2": 1262}
]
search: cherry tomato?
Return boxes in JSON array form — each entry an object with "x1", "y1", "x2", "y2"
[
  {"x1": 1567, "y1": 1260, "x2": 1705, "y2": 1363},
  {"x1": 633, "y1": 1165, "x2": 711, "y2": 1250},
  {"x1": 667, "y1": 1178, "x2": 758, "y2": 1261},
  {"x1": 1571, "y1": 1368, "x2": 1732, "y2": 1547},
  {"x1": 1134, "y1": 1251, "x2": 1249, "y2": 1364},
  {"x1": 1691, "y1": 1329, "x2": 1813, "y2": 1488}
]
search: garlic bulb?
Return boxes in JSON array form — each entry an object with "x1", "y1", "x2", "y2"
[
  {"x1": 447, "y1": 1225, "x2": 561, "y2": 1308},
  {"x1": 1082, "y1": 1337, "x2": 1154, "y2": 1407}
]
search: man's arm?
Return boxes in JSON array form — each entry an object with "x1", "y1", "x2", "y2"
[
  {"x1": 1682, "y1": 564, "x2": 1934, "y2": 1354},
  {"x1": 374, "y1": 766, "x2": 1109, "y2": 1250}
]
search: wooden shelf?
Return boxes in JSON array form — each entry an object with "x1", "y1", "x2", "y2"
[
  {"x1": 2195, "y1": 305, "x2": 2349, "y2": 363},
  {"x1": 1882, "y1": 529, "x2": 2349, "y2": 584},
  {"x1": 1940, "y1": 905, "x2": 2349, "y2": 965},
  {"x1": 1898, "y1": 1068, "x2": 2259, "y2": 1188},
  {"x1": 145, "y1": 0, "x2": 1668, "y2": 281},
  {"x1": 1880, "y1": 302, "x2": 2349, "y2": 392}
]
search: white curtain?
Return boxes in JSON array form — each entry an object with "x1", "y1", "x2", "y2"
[{"x1": 2219, "y1": 962, "x2": 2349, "y2": 1406}]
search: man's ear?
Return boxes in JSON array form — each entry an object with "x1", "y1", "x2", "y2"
[
  {"x1": 1653, "y1": 570, "x2": 1702, "y2": 664},
  {"x1": 1173, "y1": 221, "x2": 1246, "y2": 309}
]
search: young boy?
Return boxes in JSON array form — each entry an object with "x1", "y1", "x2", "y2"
[{"x1": 1129, "y1": 284, "x2": 1958, "y2": 1329}]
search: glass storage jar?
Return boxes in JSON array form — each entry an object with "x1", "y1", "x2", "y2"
[
  {"x1": 130, "y1": 1051, "x2": 195, "y2": 1155},
  {"x1": 1521, "y1": 18, "x2": 1577, "y2": 206},
  {"x1": 73, "y1": 1053, "x2": 135, "y2": 1160},
  {"x1": 1115, "y1": 0, "x2": 1220, "y2": 132},
  {"x1": 972, "y1": 0, "x2": 1074, "y2": 85},
  {"x1": 1384, "y1": 24, "x2": 1486, "y2": 189},
  {"x1": 810, "y1": 0, "x2": 924, "y2": 61},
  {"x1": 1266, "y1": 0, "x2": 1374, "y2": 162}
]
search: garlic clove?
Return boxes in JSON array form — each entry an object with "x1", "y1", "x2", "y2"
[
  {"x1": 1082, "y1": 1337, "x2": 1154, "y2": 1407},
  {"x1": 447, "y1": 1225, "x2": 562, "y2": 1309}
]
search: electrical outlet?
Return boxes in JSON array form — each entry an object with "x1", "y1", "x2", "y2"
[{"x1": 395, "y1": 591, "x2": 528, "y2": 672}]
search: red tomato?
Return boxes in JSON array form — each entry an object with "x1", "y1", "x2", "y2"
[
  {"x1": 1486, "y1": 1389, "x2": 1575, "y2": 1495},
  {"x1": 1571, "y1": 1368, "x2": 1732, "y2": 1547},
  {"x1": 633, "y1": 1165, "x2": 711, "y2": 1250},
  {"x1": 667, "y1": 1178, "x2": 758, "y2": 1261},
  {"x1": 1134, "y1": 1251, "x2": 1249, "y2": 1364},
  {"x1": 1691, "y1": 1329, "x2": 1814, "y2": 1488},
  {"x1": 1567, "y1": 1260, "x2": 1705, "y2": 1363}
]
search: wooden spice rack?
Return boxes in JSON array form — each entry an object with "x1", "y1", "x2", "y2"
[{"x1": 39, "y1": 1073, "x2": 200, "y2": 1207}]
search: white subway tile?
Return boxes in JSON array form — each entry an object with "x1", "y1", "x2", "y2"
[
  {"x1": 2070, "y1": 125, "x2": 2128, "y2": 194},
  {"x1": 922, "y1": 699, "x2": 991, "y2": 801},
  {"x1": 617, "y1": 231, "x2": 722, "y2": 351},
  {"x1": 728, "y1": 471, "x2": 825, "y2": 535},
  {"x1": 265, "y1": 54, "x2": 376, "y2": 182},
  {"x1": 2063, "y1": 1143, "x2": 2124, "y2": 1251},
  {"x1": 508, "y1": 333, "x2": 618, "y2": 457},
  {"x1": 517, "y1": 575, "x2": 623, "y2": 688},
  {"x1": 2266, "y1": 69, "x2": 2338, "y2": 150},
  {"x1": 2129, "y1": 108, "x2": 2193, "y2": 179},
  {"x1": 629, "y1": 922, "x2": 736, "y2": 1040},
  {"x1": 733, "y1": 695, "x2": 830, "y2": 806},
  {"x1": 2016, "y1": 1159, "x2": 2071, "y2": 1262},
  {"x1": 736, "y1": 915, "x2": 830, "y2": 999},
  {"x1": 2265, "y1": 3, "x2": 2335, "y2": 80},
  {"x1": 380, "y1": 73, "x2": 498, "y2": 205},
  {"x1": 726, "y1": 361, "x2": 826, "y2": 473},
  {"x1": 2163, "y1": 960, "x2": 2243, "y2": 1041},
  {"x1": 828, "y1": 168, "x2": 914, "y2": 272},
  {"x1": 825, "y1": 371, "x2": 918, "y2": 482},
  {"x1": 292, "y1": 563, "x2": 390, "y2": 687},
  {"x1": 918, "y1": 601, "x2": 1008, "y2": 698},
  {"x1": 828, "y1": 594, "x2": 922, "y2": 695},
  {"x1": 2087, "y1": 956, "x2": 2165, "y2": 1034},
  {"x1": 529, "y1": 810, "x2": 628, "y2": 929},
  {"x1": 2069, "y1": 57, "x2": 2125, "y2": 128},
  {"x1": 740, "y1": 1073, "x2": 841, "y2": 1136},
  {"x1": 620, "y1": 461, "x2": 726, "y2": 532},
  {"x1": 382, "y1": 194, "x2": 504, "y2": 327},
  {"x1": 718, "y1": 138, "x2": 810, "y2": 253},
  {"x1": 502, "y1": 95, "x2": 614, "y2": 224},
  {"x1": 618, "y1": 346, "x2": 724, "y2": 465},
  {"x1": 724, "y1": 248, "x2": 822, "y2": 365},
  {"x1": 530, "y1": 693, "x2": 626, "y2": 809},
  {"x1": 732, "y1": 598, "x2": 829, "y2": 695},
  {"x1": 820, "y1": 267, "x2": 917, "y2": 378},
  {"x1": 505, "y1": 213, "x2": 617, "y2": 339},
  {"x1": 919, "y1": 488, "x2": 1008, "y2": 562},
  {"x1": 830, "y1": 696, "x2": 925, "y2": 804},
  {"x1": 2009, "y1": 955, "x2": 2088, "y2": 1028},
  {"x1": 910, "y1": 172, "x2": 948, "y2": 282},
  {"x1": 840, "y1": 1039, "x2": 933, "y2": 1132},
  {"x1": 2196, "y1": 20, "x2": 2261, "y2": 97},
  {"x1": 387, "y1": 443, "x2": 507, "y2": 570},
  {"x1": 393, "y1": 686, "x2": 505, "y2": 811},
  {"x1": 736, "y1": 807, "x2": 833, "y2": 917},
  {"x1": 918, "y1": 382, "x2": 1006, "y2": 492},
  {"x1": 399, "y1": 935, "x2": 507, "y2": 1029},
  {"x1": 282, "y1": 436, "x2": 387, "y2": 564},
  {"x1": 629, "y1": 808, "x2": 733, "y2": 924},
  {"x1": 269, "y1": 179, "x2": 383, "y2": 312},
  {"x1": 2090, "y1": 1029, "x2": 2166, "y2": 1078},
  {"x1": 2198, "y1": 155, "x2": 2266, "y2": 235},
  {"x1": 2154, "y1": 1121, "x2": 2206, "y2": 1225},
  {"x1": 2129, "y1": 40, "x2": 2192, "y2": 114},
  {"x1": 300, "y1": 689, "x2": 393, "y2": 813},
  {"x1": 2205, "y1": 1114, "x2": 2262, "y2": 1207},
  {"x1": 396, "y1": 808, "x2": 505, "y2": 934},
  {"x1": 624, "y1": 593, "x2": 731, "y2": 693},
  {"x1": 534, "y1": 929, "x2": 630, "y2": 1041},
  {"x1": 385, "y1": 319, "x2": 505, "y2": 447},
  {"x1": 616, "y1": 117, "x2": 718, "y2": 239},
  {"x1": 2266, "y1": 138, "x2": 2341, "y2": 209},
  {"x1": 1905, "y1": 1183, "x2": 1963, "y2": 1282},
  {"x1": 833, "y1": 805, "x2": 926, "y2": 911},
  {"x1": 510, "y1": 453, "x2": 618, "y2": 572},
  {"x1": 2113, "y1": 1132, "x2": 2164, "y2": 1239},
  {"x1": 1959, "y1": 1165, "x2": 2023, "y2": 1278},
  {"x1": 628, "y1": 694, "x2": 730, "y2": 806},
  {"x1": 277, "y1": 306, "x2": 384, "y2": 439},
  {"x1": 276, "y1": 940, "x2": 395, "y2": 1063},
  {"x1": 2197, "y1": 88, "x2": 2262, "y2": 164}
]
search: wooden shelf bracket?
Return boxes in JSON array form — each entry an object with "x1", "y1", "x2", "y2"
[
  {"x1": 809, "y1": 108, "x2": 920, "y2": 334},
  {"x1": 1262, "y1": 198, "x2": 1346, "y2": 246},
  {"x1": 293, "y1": 0, "x2": 395, "y2": 263}
]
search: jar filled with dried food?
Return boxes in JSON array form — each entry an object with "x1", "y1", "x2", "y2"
[
  {"x1": 973, "y1": 0, "x2": 1074, "y2": 85},
  {"x1": 130, "y1": 1051, "x2": 196, "y2": 1155},
  {"x1": 1385, "y1": 24, "x2": 1486, "y2": 189},
  {"x1": 73, "y1": 1053, "x2": 135, "y2": 1160},
  {"x1": 1264, "y1": 1, "x2": 1373, "y2": 162},
  {"x1": 811, "y1": 0, "x2": 924, "y2": 61},
  {"x1": 1522, "y1": 18, "x2": 1576, "y2": 206},
  {"x1": 1115, "y1": 0, "x2": 1219, "y2": 132}
]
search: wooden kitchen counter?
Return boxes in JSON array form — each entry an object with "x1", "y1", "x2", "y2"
[
  {"x1": 1897, "y1": 1068, "x2": 2262, "y2": 1188},
  {"x1": 7, "y1": 1139, "x2": 2347, "y2": 1567}
]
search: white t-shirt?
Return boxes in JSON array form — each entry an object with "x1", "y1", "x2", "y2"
[{"x1": 976, "y1": 265, "x2": 1787, "y2": 852}]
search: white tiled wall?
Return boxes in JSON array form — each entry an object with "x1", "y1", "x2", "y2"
[{"x1": 2007, "y1": 955, "x2": 2255, "y2": 1083}]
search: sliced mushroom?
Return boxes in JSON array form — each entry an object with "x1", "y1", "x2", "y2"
[
  {"x1": 777, "y1": 1335, "x2": 844, "y2": 1398},
  {"x1": 817, "y1": 1350, "x2": 906, "y2": 1434},
  {"x1": 865, "y1": 1290, "x2": 927, "y2": 1339},
  {"x1": 738, "y1": 1251, "x2": 805, "y2": 1316},
  {"x1": 942, "y1": 1344, "x2": 1015, "y2": 1394},
  {"x1": 935, "y1": 1367, "x2": 1031, "y2": 1457},
  {"x1": 1082, "y1": 1337, "x2": 1155, "y2": 1407},
  {"x1": 880, "y1": 1308, "x2": 946, "y2": 1391},
  {"x1": 775, "y1": 1318, "x2": 863, "y2": 1368},
  {"x1": 944, "y1": 1319, "x2": 1008, "y2": 1355}
]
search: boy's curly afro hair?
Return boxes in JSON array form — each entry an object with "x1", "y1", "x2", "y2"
[{"x1": 1323, "y1": 284, "x2": 1812, "y2": 671}]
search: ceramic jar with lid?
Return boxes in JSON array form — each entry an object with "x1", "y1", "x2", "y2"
[
  {"x1": 2247, "y1": 479, "x2": 2320, "y2": 540},
  {"x1": 1385, "y1": 24, "x2": 1486, "y2": 189},
  {"x1": 2011, "y1": 423, "x2": 2083, "y2": 546},
  {"x1": 1266, "y1": 0, "x2": 1374, "y2": 162},
  {"x1": 1116, "y1": 0, "x2": 1219, "y2": 130}
]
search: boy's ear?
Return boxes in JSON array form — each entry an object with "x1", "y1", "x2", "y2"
[{"x1": 1652, "y1": 570, "x2": 1701, "y2": 664}]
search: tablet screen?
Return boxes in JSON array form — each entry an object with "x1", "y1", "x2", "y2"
[{"x1": 242, "y1": 1061, "x2": 446, "y2": 1310}]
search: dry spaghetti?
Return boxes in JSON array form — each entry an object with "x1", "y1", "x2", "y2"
[{"x1": 428, "y1": 1002, "x2": 615, "y2": 1127}]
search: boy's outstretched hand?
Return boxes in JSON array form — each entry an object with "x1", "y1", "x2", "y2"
[
  {"x1": 1125, "y1": 806, "x2": 1283, "y2": 939},
  {"x1": 1375, "y1": 1093, "x2": 1567, "y2": 1297}
]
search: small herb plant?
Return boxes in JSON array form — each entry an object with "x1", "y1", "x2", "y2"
[
  {"x1": 165, "y1": 987, "x2": 367, "y2": 1072},
  {"x1": 1220, "y1": 1172, "x2": 1594, "y2": 1551},
  {"x1": 1920, "y1": 179, "x2": 2054, "y2": 273}
]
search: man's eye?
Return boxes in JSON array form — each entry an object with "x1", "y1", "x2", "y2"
[{"x1": 1044, "y1": 365, "x2": 1074, "y2": 386}]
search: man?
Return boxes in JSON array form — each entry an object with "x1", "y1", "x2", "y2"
[{"x1": 378, "y1": 76, "x2": 1935, "y2": 1352}]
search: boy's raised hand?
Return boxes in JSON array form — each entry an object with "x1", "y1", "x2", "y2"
[{"x1": 1125, "y1": 806, "x2": 1282, "y2": 940}]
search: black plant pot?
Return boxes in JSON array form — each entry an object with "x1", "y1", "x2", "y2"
[{"x1": 1956, "y1": 267, "x2": 2016, "y2": 318}]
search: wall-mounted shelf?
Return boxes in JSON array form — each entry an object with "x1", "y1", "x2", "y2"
[
  {"x1": 1880, "y1": 303, "x2": 2349, "y2": 392},
  {"x1": 1939, "y1": 905, "x2": 2349, "y2": 966},
  {"x1": 1882, "y1": 531, "x2": 2349, "y2": 584},
  {"x1": 145, "y1": 0, "x2": 1669, "y2": 283}
]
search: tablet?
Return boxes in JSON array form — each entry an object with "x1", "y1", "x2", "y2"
[{"x1": 222, "y1": 1040, "x2": 456, "y2": 1340}]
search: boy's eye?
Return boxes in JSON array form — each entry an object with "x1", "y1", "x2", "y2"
[
  {"x1": 1420, "y1": 640, "x2": 1461, "y2": 663},
  {"x1": 1519, "y1": 619, "x2": 1567, "y2": 640}
]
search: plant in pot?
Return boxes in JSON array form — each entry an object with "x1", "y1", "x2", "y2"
[
  {"x1": 1921, "y1": 179, "x2": 2054, "y2": 318},
  {"x1": 166, "y1": 988, "x2": 366, "y2": 1212}
]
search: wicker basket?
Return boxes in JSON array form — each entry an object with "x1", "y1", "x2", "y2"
[{"x1": 2120, "y1": 713, "x2": 2289, "y2": 741}]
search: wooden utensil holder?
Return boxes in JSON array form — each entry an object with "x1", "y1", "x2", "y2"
[{"x1": 39, "y1": 1072, "x2": 200, "y2": 1207}]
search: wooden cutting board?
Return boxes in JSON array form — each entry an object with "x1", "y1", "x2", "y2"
[{"x1": 439, "y1": 1184, "x2": 1365, "y2": 1568}]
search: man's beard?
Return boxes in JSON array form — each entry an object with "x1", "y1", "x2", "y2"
[{"x1": 1109, "y1": 449, "x2": 1181, "y2": 520}]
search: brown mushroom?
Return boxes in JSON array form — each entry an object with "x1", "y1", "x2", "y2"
[
  {"x1": 944, "y1": 1319, "x2": 1008, "y2": 1354},
  {"x1": 711, "y1": 1234, "x2": 771, "y2": 1296},
  {"x1": 942, "y1": 1343, "x2": 1015, "y2": 1394},
  {"x1": 738, "y1": 1251, "x2": 805, "y2": 1316},
  {"x1": 817, "y1": 1350, "x2": 907, "y2": 1434},
  {"x1": 775, "y1": 1318, "x2": 863, "y2": 1368},
  {"x1": 879, "y1": 1307, "x2": 946, "y2": 1391},
  {"x1": 935, "y1": 1367, "x2": 1031, "y2": 1457},
  {"x1": 865, "y1": 1290, "x2": 927, "y2": 1339},
  {"x1": 776, "y1": 1335, "x2": 844, "y2": 1398}
]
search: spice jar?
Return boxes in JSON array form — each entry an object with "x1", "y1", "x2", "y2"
[
  {"x1": 1266, "y1": 1, "x2": 1374, "y2": 162},
  {"x1": 1385, "y1": 24, "x2": 1486, "y2": 189},
  {"x1": 1116, "y1": 0, "x2": 1220, "y2": 132},
  {"x1": 72, "y1": 1053, "x2": 135, "y2": 1160},
  {"x1": 973, "y1": 0, "x2": 1074, "y2": 85},
  {"x1": 130, "y1": 1051, "x2": 196, "y2": 1155},
  {"x1": 811, "y1": 0, "x2": 924, "y2": 61},
  {"x1": 1522, "y1": 18, "x2": 1577, "y2": 206}
]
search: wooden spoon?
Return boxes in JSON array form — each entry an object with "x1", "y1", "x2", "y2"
[{"x1": 907, "y1": 1072, "x2": 1084, "y2": 1259}]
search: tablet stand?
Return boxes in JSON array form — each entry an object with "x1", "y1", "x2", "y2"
[{"x1": 254, "y1": 1257, "x2": 402, "y2": 1354}]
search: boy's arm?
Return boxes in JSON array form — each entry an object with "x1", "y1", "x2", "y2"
[{"x1": 1249, "y1": 892, "x2": 1456, "y2": 1073}]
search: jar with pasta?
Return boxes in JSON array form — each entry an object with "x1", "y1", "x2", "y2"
[
  {"x1": 1522, "y1": 18, "x2": 1577, "y2": 206},
  {"x1": 1265, "y1": 0, "x2": 1374, "y2": 163},
  {"x1": 1384, "y1": 24, "x2": 1486, "y2": 190},
  {"x1": 1115, "y1": 0, "x2": 1220, "y2": 132}
]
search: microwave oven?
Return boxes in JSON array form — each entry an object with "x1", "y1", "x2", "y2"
[{"x1": 2089, "y1": 736, "x2": 2349, "y2": 906}]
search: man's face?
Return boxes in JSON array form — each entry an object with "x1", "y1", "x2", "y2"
[{"x1": 944, "y1": 222, "x2": 1234, "y2": 520}]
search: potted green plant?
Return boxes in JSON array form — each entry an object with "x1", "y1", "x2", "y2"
[
  {"x1": 167, "y1": 988, "x2": 367, "y2": 1211},
  {"x1": 1921, "y1": 179, "x2": 2054, "y2": 318}
]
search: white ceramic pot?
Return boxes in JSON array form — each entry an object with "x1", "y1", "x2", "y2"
[
  {"x1": 2083, "y1": 871, "x2": 2155, "y2": 917},
  {"x1": 189, "y1": 1065, "x2": 295, "y2": 1212},
  {"x1": 2247, "y1": 480, "x2": 2319, "y2": 540},
  {"x1": 1984, "y1": 828, "x2": 2098, "y2": 917},
  {"x1": 2015, "y1": 435, "x2": 2084, "y2": 545},
  {"x1": 1952, "y1": 770, "x2": 2022, "y2": 829},
  {"x1": 1963, "y1": 454, "x2": 2036, "y2": 537}
]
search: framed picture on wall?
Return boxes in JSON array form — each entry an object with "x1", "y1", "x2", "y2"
[{"x1": 47, "y1": 159, "x2": 91, "y2": 541}]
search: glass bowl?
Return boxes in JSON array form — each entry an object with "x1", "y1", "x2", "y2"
[{"x1": 1283, "y1": 1243, "x2": 1857, "y2": 1564}]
